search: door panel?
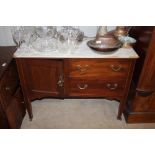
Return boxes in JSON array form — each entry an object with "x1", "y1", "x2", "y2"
[
  {"x1": 30, "y1": 66, "x2": 58, "y2": 93},
  {"x1": 21, "y1": 59, "x2": 63, "y2": 99}
]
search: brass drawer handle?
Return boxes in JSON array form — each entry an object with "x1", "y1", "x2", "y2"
[
  {"x1": 5, "y1": 87, "x2": 10, "y2": 91},
  {"x1": 106, "y1": 83, "x2": 118, "y2": 90},
  {"x1": 76, "y1": 65, "x2": 90, "y2": 74},
  {"x1": 77, "y1": 84, "x2": 88, "y2": 90},
  {"x1": 57, "y1": 75, "x2": 64, "y2": 87},
  {"x1": 136, "y1": 88, "x2": 155, "y2": 97},
  {"x1": 110, "y1": 65, "x2": 122, "y2": 72},
  {"x1": 1, "y1": 62, "x2": 7, "y2": 67}
]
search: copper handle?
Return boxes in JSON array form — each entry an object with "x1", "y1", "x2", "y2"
[
  {"x1": 77, "y1": 84, "x2": 88, "y2": 90},
  {"x1": 5, "y1": 87, "x2": 10, "y2": 91},
  {"x1": 76, "y1": 65, "x2": 90, "y2": 74},
  {"x1": 136, "y1": 88, "x2": 155, "y2": 97},
  {"x1": 1, "y1": 62, "x2": 7, "y2": 67},
  {"x1": 110, "y1": 65, "x2": 122, "y2": 72},
  {"x1": 57, "y1": 75, "x2": 64, "y2": 87},
  {"x1": 106, "y1": 83, "x2": 118, "y2": 90}
]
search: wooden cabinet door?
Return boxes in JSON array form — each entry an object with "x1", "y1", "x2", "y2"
[{"x1": 17, "y1": 59, "x2": 63, "y2": 100}]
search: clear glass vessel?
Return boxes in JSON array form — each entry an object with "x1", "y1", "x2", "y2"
[
  {"x1": 35, "y1": 26, "x2": 57, "y2": 38},
  {"x1": 31, "y1": 26, "x2": 58, "y2": 52},
  {"x1": 57, "y1": 27, "x2": 84, "y2": 53},
  {"x1": 11, "y1": 26, "x2": 36, "y2": 47}
]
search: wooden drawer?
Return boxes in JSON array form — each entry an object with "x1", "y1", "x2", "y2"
[
  {"x1": 66, "y1": 59, "x2": 131, "y2": 79},
  {"x1": 0, "y1": 63, "x2": 19, "y2": 108},
  {"x1": 66, "y1": 78, "x2": 126, "y2": 98}
]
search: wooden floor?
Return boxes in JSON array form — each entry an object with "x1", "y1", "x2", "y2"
[{"x1": 21, "y1": 99, "x2": 155, "y2": 129}]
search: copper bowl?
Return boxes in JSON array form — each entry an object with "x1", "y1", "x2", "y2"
[
  {"x1": 87, "y1": 33, "x2": 122, "y2": 52},
  {"x1": 114, "y1": 26, "x2": 128, "y2": 37}
]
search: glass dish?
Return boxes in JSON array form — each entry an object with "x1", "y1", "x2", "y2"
[
  {"x1": 57, "y1": 27, "x2": 84, "y2": 53},
  {"x1": 118, "y1": 36, "x2": 136, "y2": 48},
  {"x1": 35, "y1": 26, "x2": 57, "y2": 38},
  {"x1": 31, "y1": 37, "x2": 57, "y2": 52},
  {"x1": 31, "y1": 26, "x2": 58, "y2": 52},
  {"x1": 11, "y1": 26, "x2": 36, "y2": 47}
]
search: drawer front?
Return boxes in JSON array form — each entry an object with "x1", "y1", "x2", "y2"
[
  {"x1": 66, "y1": 78, "x2": 126, "y2": 98},
  {"x1": 0, "y1": 63, "x2": 19, "y2": 108},
  {"x1": 67, "y1": 59, "x2": 131, "y2": 78}
]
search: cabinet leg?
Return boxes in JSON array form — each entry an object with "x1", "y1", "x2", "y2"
[
  {"x1": 117, "y1": 115, "x2": 122, "y2": 120},
  {"x1": 28, "y1": 111, "x2": 33, "y2": 121},
  {"x1": 27, "y1": 101, "x2": 33, "y2": 120},
  {"x1": 24, "y1": 98, "x2": 33, "y2": 120},
  {"x1": 117, "y1": 106, "x2": 122, "y2": 120},
  {"x1": 117, "y1": 100, "x2": 125, "y2": 120},
  {"x1": 29, "y1": 117, "x2": 33, "y2": 121}
]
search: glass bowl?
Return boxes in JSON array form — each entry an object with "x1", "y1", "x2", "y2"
[
  {"x1": 57, "y1": 27, "x2": 84, "y2": 53},
  {"x1": 31, "y1": 37, "x2": 57, "y2": 52},
  {"x1": 35, "y1": 26, "x2": 57, "y2": 38},
  {"x1": 11, "y1": 26, "x2": 36, "y2": 47},
  {"x1": 118, "y1": 36, "x2": 136, "y2": 48}
]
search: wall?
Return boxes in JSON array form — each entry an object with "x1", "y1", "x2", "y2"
[
  {"x1": 79, "y1": 26, "x2": 116, "y2": 37},
  {"x1": 0, "y1": 26, "x2": 116, "y2": 46},
  {"x1": 0, "y1": 26, "x2": 15, "y2": 46}
]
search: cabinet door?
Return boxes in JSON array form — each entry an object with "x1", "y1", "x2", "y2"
[{"x1": 18, "y1": 59, "x2": 63, "y2": 100}]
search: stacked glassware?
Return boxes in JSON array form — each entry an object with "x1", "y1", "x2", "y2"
[
  {"x1": 31, "y1": 26, "x2": 58, "y2": 52},
  {"x1": 57, "y1": 26, "x2": 84, "y2": 53},
  {"x1": 11, "y1": 26, "x2": 35, "y2": 47},
  {"x1": 11, "y1": 26, "x2": 84, "y2": 53}
]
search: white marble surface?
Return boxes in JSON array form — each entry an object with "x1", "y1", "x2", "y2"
[{"x1": 14, "y1": 38, "x2": 139, "y2": 59}]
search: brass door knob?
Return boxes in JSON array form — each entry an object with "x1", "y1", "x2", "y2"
[{"x1": 57, "y1": 75, "x2": 64, "y2": 87}]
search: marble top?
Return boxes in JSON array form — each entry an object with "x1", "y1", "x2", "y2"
[{"x1": 14, "y1": 38, "x2": 139, "y2": 59}]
